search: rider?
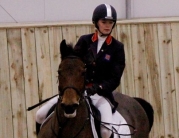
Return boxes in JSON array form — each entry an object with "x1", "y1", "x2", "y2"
[
  {"x1": 74, "y1": 4, "x2": 125, "y2": 138},
  {"x1": 35, "y1": 4, "x2": 125, "y2": 138}
]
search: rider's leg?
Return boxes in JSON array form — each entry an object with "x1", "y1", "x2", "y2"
[
  {"x1": 35, "y1": 96, "x2": 58, "y2": 134},
  {"x1": 36, "y1": 122, "x2": 41, "y2": 135},
  {"x1": 91, "y1": 94, "x2": 113, "y2": 138}
]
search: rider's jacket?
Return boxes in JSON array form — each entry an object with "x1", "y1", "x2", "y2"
[{"x1": 75, "y1": 32, "x2": 125, "y2": 112}]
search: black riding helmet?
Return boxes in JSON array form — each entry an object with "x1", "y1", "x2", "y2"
[{"x1": 92, "y1": 4, "x2": 117, "y2": 35}]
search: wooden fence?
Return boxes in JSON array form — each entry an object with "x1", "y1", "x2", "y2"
[{"x1": 0, "y1": 17, "x2": 179, "y2": 138}]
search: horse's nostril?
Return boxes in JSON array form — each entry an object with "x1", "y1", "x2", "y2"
[{"x1": 73, "y1": 103, "x2": 79, "y2": 109}]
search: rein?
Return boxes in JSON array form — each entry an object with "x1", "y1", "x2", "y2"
[{"x1": 85, "y1": 96, "x2": 137, "y2": 137}]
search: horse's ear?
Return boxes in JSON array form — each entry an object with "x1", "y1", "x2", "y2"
[
  {"x1": 60, "y1": 39, "x2": 67, "y2": 54},
  {"x1": 60, "y1": 39, "x2": 74, "y2": 60}
]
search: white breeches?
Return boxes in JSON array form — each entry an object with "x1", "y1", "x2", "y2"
[
  {"x1": 36, "y1": 96, "x2": 58, "y2": 124},
  {"x1": 90, "y1": 94, "x2": 112, "y2": 138}
]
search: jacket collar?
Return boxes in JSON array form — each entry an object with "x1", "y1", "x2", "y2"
[{"x1": 91, "y1": 32, "x2": 112, "y2": 45}]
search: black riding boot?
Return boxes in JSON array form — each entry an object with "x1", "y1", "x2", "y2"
[
  {"x1": 110, "y1": 132, "x2": 114, "y2": 138},
  {"x1": 36, "y1": 122, "x2": 41, "y2": 135}
]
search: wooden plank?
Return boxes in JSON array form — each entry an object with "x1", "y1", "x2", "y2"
[
  {"x1": 130, "y1": 24, "x2": 149, "y2": 100},
  {"x1": 21, "y1": 28, "x2": 39, "y2": 138},
  {"x1": 143, "y1": 24, "x2": 164, "y2": 138},
  {"x1": 48, "y1": 27, "x2": 63, "y2": 95},
  {"x1": 0, "y1": 29, "x2": 13, "y2": 138},
  {"x1": 117, "y1": 24, "x2": 135, "y2": 96},
  {"x1": 35, "y1": 27, "x2": 53, "y2": 101},
  {"x1": 7, "y1": 29, "x2": 27, "y2": 138},
  {"x1": 171, "y1": 23, "x2": 179, "y2": 133},
  {"x1": 75, "y1": 25, "x2": 91, "y2": 41},
  {"x1": 61, "y1": 26, "x2": 77, "y2": 44},
  {"x1": 111, "y1": 25, "x2": 118, "y2": 39},
  {"x1": 158, "y1": 23, "x2": 178, "y2": 138}
]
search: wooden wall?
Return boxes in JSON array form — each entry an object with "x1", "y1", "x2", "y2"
[{"x1": 0, "y1": 18, "x2": 179, "y2": 138}]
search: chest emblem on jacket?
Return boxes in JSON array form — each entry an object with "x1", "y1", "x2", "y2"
[{"x1": 104, "y1": 54, "x2": 111, "y2": 61}]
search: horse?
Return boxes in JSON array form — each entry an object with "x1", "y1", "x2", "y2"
[{"x1": 37, "y1": 39, "x2": 154, "y2": 138}]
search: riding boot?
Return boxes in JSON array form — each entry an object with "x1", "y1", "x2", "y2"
[
  {"x1": 36, "y1": 122, "x2": 41, "y2": 135},
  {"x1": 109, "y1": 132, "x2": 114, "y2": 138}
]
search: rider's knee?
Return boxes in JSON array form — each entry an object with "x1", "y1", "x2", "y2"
[
  {"x1": 36, "y1": 110, "x2": 46, "y2": 124},
  {"x1": 100, "y1": 125, "x2": 112, "y2": 138}
]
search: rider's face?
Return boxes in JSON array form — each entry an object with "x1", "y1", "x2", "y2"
[{"x1": 97, "y1": 19, "x2": 114, "y2": 35}]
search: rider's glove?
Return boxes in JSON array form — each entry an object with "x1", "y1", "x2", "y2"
[{"x1": 86, "y1": 84, "x2": 102, "y2": 96}]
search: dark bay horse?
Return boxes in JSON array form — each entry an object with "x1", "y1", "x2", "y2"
[{"x1": 38, "y1": 40, "x2": 154, "y2": 138}]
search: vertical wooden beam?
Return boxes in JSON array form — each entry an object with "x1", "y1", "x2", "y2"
[
  {"x1": 171, "y1": 22, "x2": 179, "y2": 135},
  {"x1": 117, "y1": 24, "x2": 135, "y2": 96},
  {"x1": 7, "y1": 28, "x2": 27, "y2": 138},
  {"x1": 35, "y1": 27, "x2": 53, "y2": 100},
  {"x1": 158, "y1": 23, "x2": 178, "y2": 138},
  {"x1": 143, "y1": 24, "x2": 164, "y2": 138},
  {"x1": 131, "y1": 24, "x2": 149, "y2": 100},
  {"x1": 48, "y1": 26, "x2": 62, "y2": 95},
  {"x1": 0, "y1": 29, "x2": 13, "y2": 138},
  {"x1": 21, "y1": 28, "x2": 38, "y2": 138}
]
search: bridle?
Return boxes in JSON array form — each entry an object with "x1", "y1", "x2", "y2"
[
  {"x1": 58, "y1": 86, "x2": 84, "y2": 100},
  {"x1": 51, "y1": 55, "x2": 89, "y2": 137}
]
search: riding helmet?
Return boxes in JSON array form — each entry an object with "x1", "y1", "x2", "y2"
[{"x1": 92, "y1": 4, "x2": 117, "y2": 29}]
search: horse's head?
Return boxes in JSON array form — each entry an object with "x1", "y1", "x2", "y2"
[{"x1": 58, "y1": 40, "x2": 86, "y2": 118}]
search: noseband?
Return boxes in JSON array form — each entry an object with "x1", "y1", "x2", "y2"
[{"x1": 58, "y1": 86, "x2": 84, "y2": 99}]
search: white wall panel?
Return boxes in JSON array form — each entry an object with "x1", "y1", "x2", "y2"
[
  {"x1": 0, "y1": 0, "x2": 125, "y2": 23},
  {"x1": 0, "y1": 0, "x2": 44, "y2": 23},
  {"x1": 0, "y1": 6, "x2": 14, "y2": 23},
  {"x1": 45, "y1": 0, "x2": 125, "y2": 22},
  {"x1": 0, "y1": 0, "x2": 179, "y2": 23},
  {"x1": 131, "y1": 0, "x2": 179, "y2": 18}
]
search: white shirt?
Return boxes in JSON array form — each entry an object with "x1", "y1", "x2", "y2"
[{"x1": 97, "y1": 34, "x2": 107, "y2": 53}]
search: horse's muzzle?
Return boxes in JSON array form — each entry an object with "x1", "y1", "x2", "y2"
[{"x1": 61, "y1": 103, "x2": 79, "y2": 118}]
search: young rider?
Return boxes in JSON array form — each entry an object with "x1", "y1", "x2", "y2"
[{"x1": 74, "y1": 4, "x2": 125, "y2": 138}]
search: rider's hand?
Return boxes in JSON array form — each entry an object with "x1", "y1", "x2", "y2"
[{"x1": 86, "y1": 84, "x2": 102, "y2": 96}]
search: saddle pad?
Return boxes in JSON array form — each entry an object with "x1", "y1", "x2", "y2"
[
  {"x1": 40, "y1": 111, "x2": 54, "y2": 129},
  {"x1": 112, "y1": 111, "x2": 131, "y2": 138}
]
